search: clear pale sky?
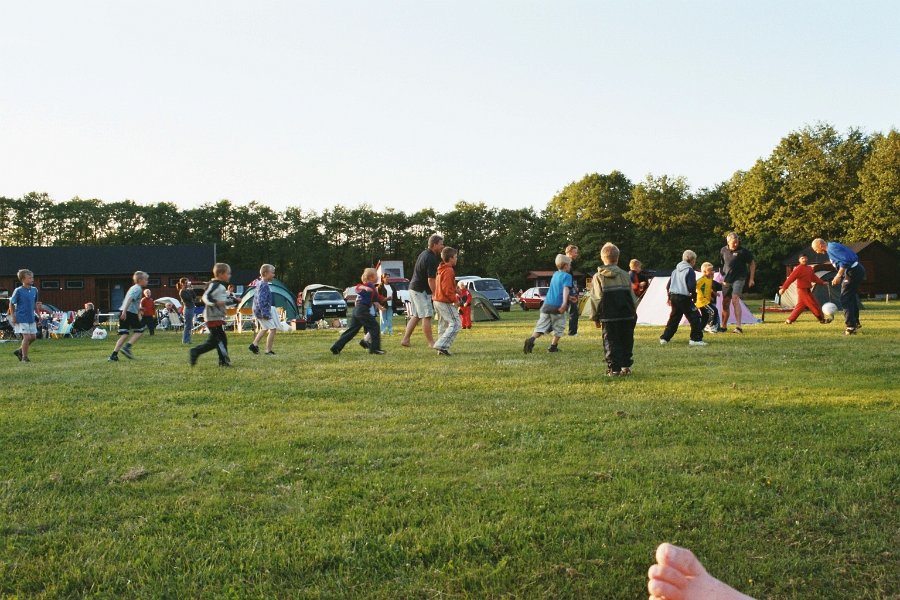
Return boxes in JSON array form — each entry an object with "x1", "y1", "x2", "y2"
[{"x1": 2, "y1": 1, "x2": 898, "y2": 214}]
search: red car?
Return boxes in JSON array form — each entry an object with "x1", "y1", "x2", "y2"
[{"x1": 518, "y1": 287, "x2": 548, "y2": 310}]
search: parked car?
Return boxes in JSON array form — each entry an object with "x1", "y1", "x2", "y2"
[
  {"x1": 388, "y1": 277, "x2": 409, "y2": 314},
  {"x1": 299, "y1": 284, "x2": 347, "y2": 321},
  {"x1": 343, "y1": 286, "x2": 358, "y2": 306},
  {"x1": 457, "y1": 277, "x2": 511, "y2": 311},
  {"x1": 518, "y1": 287, "x2": 548, "y2": 311}
]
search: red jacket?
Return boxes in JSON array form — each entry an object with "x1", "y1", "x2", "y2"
[
  {"x1": 782, "y1": 264, "x2": 826, "y2": 291},
  {"x1": 433, "y1": 262, "x2": 457, "y2": 303},
  {"x1": 140, "y1": 296, "x2": 155, "y2": 317}
]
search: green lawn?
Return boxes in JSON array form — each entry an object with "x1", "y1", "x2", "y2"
[{"x1": 1, "y1": 304, "x2": 898, "y2": 599}]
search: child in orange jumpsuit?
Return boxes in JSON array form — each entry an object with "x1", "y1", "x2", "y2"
[{"x1": 457, "y1": 281, "x2": 472, "y2": 329}]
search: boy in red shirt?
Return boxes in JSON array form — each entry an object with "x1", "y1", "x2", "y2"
[
  {"x1": 140, "y1": 289, "x2": 157, "y2": 335},
  {"x1": 779, "y1": 254, "x2": 828, "y2": 324}
]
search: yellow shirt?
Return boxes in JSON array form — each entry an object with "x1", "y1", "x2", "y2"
[{"x1": 696, "y1": 275, "x2": 714, "y2": 308}]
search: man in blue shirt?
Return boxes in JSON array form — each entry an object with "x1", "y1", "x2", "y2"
[{"x1": 812, "y1": 238, "x2": 865, "y2": 335}]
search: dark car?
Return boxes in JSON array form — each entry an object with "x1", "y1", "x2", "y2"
[
  {"x1": 518, "y1": 287, "x2": 548, "y2": 311},
  {"x1": 460, "y1": 277, "x2": 511, "y2": 311},
  {"x1": 299, "y1": 285, "x2": 348, "y2": 321}
]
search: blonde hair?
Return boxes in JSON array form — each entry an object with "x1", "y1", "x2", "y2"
[
  {"x1": 701, "y1": 261, "x2": 714, "y2": 272},
  {"x1": 133, "y1": 270, "x2": 149, "y2": 283},
  {"x1": 260, "y1": 263, "x2": 275, "y2": 276},
  {"x1": 554, "y1": 254, "x2": 572, "y2": 269},
  {"x1": 361, "y1": 267, "x2": 377, "y2": 282},
  {"x1": 682, "y1": 250, "x2": 697, "y2": 262},
  {"x1": 17, "y1": 269, "x2": 33, "y2": 281},
  {"x1": 600, "y1": 243, "x2": 620, "y2": 264},
  {"x1": 629, "y1": 259, "x2": 641, "y2": 270},
  {"x1": 212, "y1": 263, "x2": 230, "y2": 277}
]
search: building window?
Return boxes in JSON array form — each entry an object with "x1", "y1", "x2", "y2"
[
  {"x1": 147, "y1": 278, "x2": 161, "y2": 288},
  {"x1": 41, "y1": 280, "x2": 60, "y2": 290},
  {"x1": 169, "y1": 278, "x2": 180, "y2": 287},
  {"x1": 66, "y1": 279, "x2": 85, "y2": 290}
]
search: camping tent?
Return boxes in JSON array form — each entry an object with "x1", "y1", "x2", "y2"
[
  {"x1": 471, "y1": 290, "x2": 500, "y2": 322},
  {"x1": 237, "y1": 278, "x2": 301, "y2": 321},
  {"x1": 634, "y1": 272, "x2": 760, "y2": 326},
  {"x1": 777, "y1": 267, "x2": 843, "y2": 309}
]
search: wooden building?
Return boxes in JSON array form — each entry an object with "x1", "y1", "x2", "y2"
[
  {"x1": 781, "y1": 240, "x2": 899, "y2": 297},
  {"x1": 0, "y1": 245, "x2": 216, "y2": 312}
]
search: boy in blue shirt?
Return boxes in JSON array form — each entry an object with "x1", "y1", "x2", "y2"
[
  {"x1": 109, "y1": 271, "x2": 149, "y2": 362},
  {"x1": 812, "y1": 238, "x2": 865, "y2": 334},
  {"x1": 524, "y1": 254, "x2": 571, "y2": 353},
  {"x1": 9, "y1": 268, "x2": 41, "y2": 362}
]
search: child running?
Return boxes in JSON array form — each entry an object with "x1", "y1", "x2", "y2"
[
  {"x1": 589, "y1": 243, "x2": 638, "y2": 376},
  {"x1": 696, "y1": 262, "x2": 723, "y2": 333},
  {"x1": 189, "y1": 263, "x2": 233, "y2": 367},
  {"x1": 109, "y1": 271, "x2": 149, "y2": 362},
  {"x1": 778, "y1": 254, "x2": 828, "y2": 324},
  {"x1": 432, "y1": 247, "x2": 461, "y2": 356},
  {"x1": 524, "y1": 254, "x2": 571, "y2": 354},
  {"x1": 249, "y1": 264, "x2": 278, "y2": 355},
  {"x1": 660, "y1": 251, "x2": 707, "y2": 346},
  {"x1": 330, "y1": 268, "x2": 386, "y2": 355},
  {"x1": 9, "y1": 269, "x2": 41, "y2": 363}
]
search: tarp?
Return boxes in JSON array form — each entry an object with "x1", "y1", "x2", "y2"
[
  {"x1": 635, "y1": 272, "x2": 760, "y2": 326},
  {"x1": 471, "y1": 290, "x2": 500, "y2": 322},
  {"x1": 777, "y1": 268, "x2": 843, "y2": 309},
  {"x1": 237, "y1": 278, "x2": 301, "y2": 321}
]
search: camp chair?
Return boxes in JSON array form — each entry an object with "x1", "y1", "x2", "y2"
[
  {"x1": 165, "y1": 310, "x2": 183, "y2": 331},
  {"x1": 50, "y1": 319, "x2": 74, "y2": 339}
]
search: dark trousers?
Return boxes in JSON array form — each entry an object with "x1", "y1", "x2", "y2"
[
  {"x1": 602, "y1": 318, "x2": 636, "y2": 372},
  {"x1": 193, "y1": 325, "x2": 229, "y2": 364},
  {"x1": 841, "y1": 263, "x2": 865, "y2": 328},
  {"x1": 332, "y1": 309, "x2": 380, "y2": 353},
  {"x1": 568, "y1": 300, "x2": 579, "y2": 335},
  {"x1": 699, "y1": 304, "x2": 720, "y2": 330},
  {"x1": 142, "y1": 315, "x2": 157, "y2": 335},
  {"x1": 661, "y1": 294, "x2": 703, "y2": 342}
]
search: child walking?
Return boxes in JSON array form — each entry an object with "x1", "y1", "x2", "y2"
[
  {"x1": 140, "y1": 289, "x2": 157, "y2": 335},
  {"x1": 779, "y1": 254, "x2": 828, "y2": 324},
  {"x1": 189, "y1": 263, "x2": 233, "y2": 367},
  {"x1": 524, "y1": 254, "x2": 571, "y2": 354},
  {"x1": 330, "y1": 268, "x2": 386, "y2": 355},
  {"x1": 457, "y1": 281, "x2": 472, "y2": 329},
  {"x1": 696, "y1": 262, "x2": 723, "y2": 333},
  {"x1": 432, "y1": 247, "x2": 462, "y2": 356},
  {"x1": 9, "y1": 269, "x2": 41, "y2": 362},
  {"x1": 660, "y1": 251, "x2": 707, "y2": 346},
  {"x1": 589, "y1": 243, "x2": 638, "y2": 376},
  {"x1": 249, "y1": 264, "x2": 278, "y2": 355},
  {"x1": 109, "y1": 271, "x2": 149, "y2": 361}
]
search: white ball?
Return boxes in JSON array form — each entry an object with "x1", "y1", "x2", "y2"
[{"x1": 822, "y1": 302, "x2": 838, "y2": 319}]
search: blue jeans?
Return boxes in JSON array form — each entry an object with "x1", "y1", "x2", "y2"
[
  {"x1": 380, "y1": 307, "x2": 393, "y2": 334},
  {"x1": 182, "y1": 309, "x2": 194, "y2": 343}
]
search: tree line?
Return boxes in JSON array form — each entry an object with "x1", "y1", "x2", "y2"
[{"x1": 1, "y1": 123, "x2": 897, "y2": 294}]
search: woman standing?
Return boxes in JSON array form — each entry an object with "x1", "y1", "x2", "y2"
[
  {"x1": 177, "y1": 277, "x2": 196, "y2": 344},
  {"x1": 377, "y1": 274, "x2": 394, "y2": 335}
]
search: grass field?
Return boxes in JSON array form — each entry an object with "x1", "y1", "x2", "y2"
[{"x1": 1, "y1": 304, "x2": 898, "y2": 599}]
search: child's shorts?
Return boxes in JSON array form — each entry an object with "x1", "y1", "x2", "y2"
[
  {"x1": 256, "y1": 317, "x2": 277, "y2": 331},
  {"x1": 14, "y1": 322, "x2": 38, "y2": 335},
  {"x1": 533, "y1": 311, "x2": 566, "y2": 337},
  {"x1": 118, "y1": 312, "x2": 146, "y2": 335}
]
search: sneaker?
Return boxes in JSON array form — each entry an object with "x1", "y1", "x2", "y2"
[
  {"x1": 606, "y1": 370, "x2": 621, "y2": 377},
  {"x1": 437, "y1": 348, "x2": 451, "y2": 356},
  {"x1": 620, "y1": 367, "x2": 632, "y2": 376},
  {"x1": 717, "y1": 327, "x2": 728, "y2": 333},
  {"x1": 523, "y1": 337, "x2": 535, "y2": 354},
  {"x1": 689, "y1": 340, "x2": 709, "y2": 346},
  {"x1": 547, "y1": 345, "x2": 560, "y2": 353},
  {"x1": 265, "y1": 351, "x2": 275, "y2": 355},
  {"x1": 731, "y1": 327, "x2": 743, "y2": 334},
  {"x1": 359, "y1": 339, "x2": 370, "y2": 350},
  {"x1": 13, "y1": 349, "x2": 22, "y2": 361},
  {"x1": 248, "y1": 344, "x2": 259, "y2": 354},
  {"x1": 22, "y1": 356, "x2": 30, "y2": 363},
  {"x1": 330, "y1": 347, "x2": 340, "y2": 355},
  {"x1": 108, "y1": 353, "x2": 119, "y2": 362},
  {"x1": 188, "y1": 350, "x2": 197, "y2": 366},
  {"x1": 659, "y1": 338, "x2": 668, "y2": 345},
  {"x1": 844, "y1": 327, "x2": 857, "y2": 336},
  {"x1": 784, "y1": 320, "x2": 793, "y2": 325},
  {"x1": 371, "y1": 349, "x2": 386, "y2": 355},
  {"x1": 121, "y1": 346, "x2": 134, "y2": 359},
  {"x1": 219, "y1": 362, "x2": 232, "y2": 367},
  {"x1": 568, "y1": 332, "x2": 578, "y2": 337}
]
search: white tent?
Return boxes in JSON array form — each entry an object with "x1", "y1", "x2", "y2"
[{"x1": 635, "y1": 272, "x2": 760, "y2": 326}]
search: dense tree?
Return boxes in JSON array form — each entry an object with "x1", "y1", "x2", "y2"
[{"x1": 851, "y1": 129, "x2": 900, "y2": 248}]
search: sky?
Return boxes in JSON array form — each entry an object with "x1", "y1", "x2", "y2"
[{"x1": 2, "y1": 0, "x2": 898, "y2": 215}]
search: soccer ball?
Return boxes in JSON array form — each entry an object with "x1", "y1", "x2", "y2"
[{"x1": 821, "y1": 302, "x2": 838, "y2": 323}]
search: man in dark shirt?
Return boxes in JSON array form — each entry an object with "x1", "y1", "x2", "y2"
[
  {"x1": 719, "y1": 232, "x2": 756, "y2": 333},
  {"x1": 401, "y1": 233, "x2": 444, "y2": 348}
]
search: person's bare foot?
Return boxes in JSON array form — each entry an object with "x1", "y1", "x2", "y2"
[{"x1": 648, "y1": 543, "x2": 755, "y2": 600}]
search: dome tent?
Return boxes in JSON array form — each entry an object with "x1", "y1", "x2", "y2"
[{"x1": 236, "y1": 278, "x2": 301, "y2": 322}]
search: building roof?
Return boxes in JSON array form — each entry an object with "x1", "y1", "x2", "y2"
[
  {"x1": 526, "y1": 270, "x2": 586, "y2": 278},
  {"x1": 0, "y1": 244, "x2": 216, "y2": 277}
]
